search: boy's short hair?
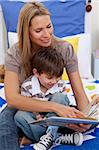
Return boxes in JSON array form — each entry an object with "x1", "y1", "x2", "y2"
[{"x1": 31, "y1": 47, "x2": 64, "y2": 77}]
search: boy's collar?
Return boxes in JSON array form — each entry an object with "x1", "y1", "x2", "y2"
[{"x1": 31, "y1": 76, "x2": 64, "y2": 96}]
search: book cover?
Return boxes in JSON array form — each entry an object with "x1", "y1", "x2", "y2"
[
  {"x1": 30, "y1": 116, "x2": 99, "y2": 127},
  {"x1": 30, "y1": 103, "x2": 99, "y2": 128}
]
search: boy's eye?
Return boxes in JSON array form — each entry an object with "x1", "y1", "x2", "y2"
[
  {"x1": 46, "y1": 75, "x2": 53, "y2": 79},
  {"x1": 47, "y1": 77, "x2": 52, "y2": 79}
]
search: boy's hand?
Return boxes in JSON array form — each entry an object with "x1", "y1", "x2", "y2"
[{"x1": 36, "y1": 114, "x2": 44, "y2": 120}]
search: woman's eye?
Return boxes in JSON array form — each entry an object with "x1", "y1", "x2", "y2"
[
  {"x1": 35, "y1": 30, "x2": 41, "y2": 33},
  {"x1": 47, "y1": 25, "x2": 51, "y2": 28}
]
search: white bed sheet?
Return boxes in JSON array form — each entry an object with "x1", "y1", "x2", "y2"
[{"x1": 0, "y1": 79, "x2": 99, "y2": 112}]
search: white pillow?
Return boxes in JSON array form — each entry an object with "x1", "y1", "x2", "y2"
[
  {"x1": 62, "y1": 33, "x2": 92, "y2": 79},
  {"x1": 78, "y1": 33, "x2": 92, "y2": 79},
  {"x1": 8, "y1": 32, "x2": 92, "y2": 79},
  {"x1": 8, "y1": 32, "x2": 18, "y2": 47}
]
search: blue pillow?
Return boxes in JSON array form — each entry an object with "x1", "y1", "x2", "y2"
[
  {"x1": 43, "y1": 0, "x2": 86, "y2": 37},
  {"x1": 0, "y1": 1, "x2": 24, "y2": 32},
  {"x1": 0, "y1": 0, "x2": 86, "y2": 37}
]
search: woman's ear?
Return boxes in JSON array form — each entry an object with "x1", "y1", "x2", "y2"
[{"x1": 33, "y1": 68, "x2": 39, "y2": 77}]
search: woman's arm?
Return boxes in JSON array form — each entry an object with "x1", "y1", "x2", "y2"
[
  {"x1": 5, "y1": 70, "x2": 90, "y2": 132},
  {"x1": 68, "y1": 71, "x2": 89, "y2": 111},
  {"x1": 4, "y1": 70, "x2": 85, "y2": 118},
  {"x1": 4, "y1": 70, "x2": 56, "y2": 112}
]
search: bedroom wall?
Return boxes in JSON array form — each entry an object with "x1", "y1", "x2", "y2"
[
  {"x1": 91, "y1": 0, "x2": 99, "y2": 51},
  {"x1": 85, "y1": 0, "x2": 99, "y2": 52}
]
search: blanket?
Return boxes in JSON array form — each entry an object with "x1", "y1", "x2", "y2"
[{"x1": 0, "y1": 79, "x2": 99, "y2": 150}]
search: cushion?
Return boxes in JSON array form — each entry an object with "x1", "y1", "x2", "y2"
[
  {"x1": 8, "y1": 32, "x2": 18, "y2": 47},
  {"x1": 62, "y1": 33, "x2": 92, "y2": 80},
  {"x1": 62, "y1": 36, "x2": 79, "y2": 81},
  {"x1": 63, "y1": 36, "x2": 79, "y2": 54}
]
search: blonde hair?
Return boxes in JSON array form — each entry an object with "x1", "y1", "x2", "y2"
[{"x1": 17, "y1": 2, "x2": 50, "y2": 77}]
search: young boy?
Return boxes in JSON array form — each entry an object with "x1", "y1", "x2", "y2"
[{"x1": 14, "y1": 48, "x2": 83, "y2": 150}]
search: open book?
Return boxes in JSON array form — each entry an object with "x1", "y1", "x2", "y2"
[
  {"x1": 30, "y1": 103, "x2": 99, "y2": 127},
  {"x1": 82, "y1": 102, "x2": 99, "y2": 120},
  {"x1": 30, "y1": 116, "x2": 99, "y2": 127}
]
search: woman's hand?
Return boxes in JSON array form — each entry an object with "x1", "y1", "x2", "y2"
[
  {"x1": 55, "y1": 105, "x2": 85, "y2": 118},
  {"x1": 54, "y1": 104, "x2": 91, "y2": 132},
  {"x1": 65, "y1": 123, "x2": 91, "y2": 132},
  {"x1": 91, "y1": 94, "x2": 99, "y2": 105}
]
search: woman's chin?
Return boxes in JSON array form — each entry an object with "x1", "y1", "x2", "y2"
[{"x1": 41, "y1": 41, "x2": 51, "y2": 47}]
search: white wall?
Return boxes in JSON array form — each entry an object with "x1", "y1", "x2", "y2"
[
  {"x1": 91, "y1": 0, "x2": 99, "y2": 51},
  {"x1": 85, "y1": 0, "x2": 99, "y2": 52}
]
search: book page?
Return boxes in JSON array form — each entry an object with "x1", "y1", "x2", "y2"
[{"x1": 82, "y1": 102, "x2": 99, "y2": 121}]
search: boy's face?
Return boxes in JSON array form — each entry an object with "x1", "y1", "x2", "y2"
[
  {"x1": 33, "y1": 69, "x2": 61, "y2": 90},
  {"x1": 38, "y1": 73, "x2": 61, "y2": 90}
]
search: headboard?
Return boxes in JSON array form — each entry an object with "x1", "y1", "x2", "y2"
[{"x1": 0, "y1": 0, "x2": 92, "y2": 79}]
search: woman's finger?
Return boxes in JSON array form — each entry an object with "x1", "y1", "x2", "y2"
[{"x1": 65, "y1": 124, "x2": 87, "y2": 132}]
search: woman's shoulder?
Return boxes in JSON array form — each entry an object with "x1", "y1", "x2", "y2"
[
  {"x1": 6, "y1": 42, "x2": 21, "y2": 58},
  {"x1": 7, "y1": 42, "x2": 19, "y2": 52},
  {"x1": 52, "y1": 36, "x2": 71, "y2": 49},
  {"x1": 5, "y1": 42, "x2": 22, "y2": 70},
  {"x1": 52, "y1": 36, "x2": 73, "y2": 54}
]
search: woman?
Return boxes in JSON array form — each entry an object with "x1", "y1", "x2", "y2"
[{"x1": 0, "y1": 2, "x2": 89, "y2": 150}]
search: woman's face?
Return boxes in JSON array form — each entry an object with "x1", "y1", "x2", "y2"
[{"x1": 29, "y1": 15, "x2": 53, "y2": 47}]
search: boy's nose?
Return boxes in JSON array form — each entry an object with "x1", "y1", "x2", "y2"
[{"x1": 51, "y1": 79, "x2": 57, "y2": 84}]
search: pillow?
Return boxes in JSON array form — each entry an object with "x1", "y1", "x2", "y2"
[
  {"x1": 62, "y1": 33, "x2": 92, "y2": 80},
  {"x1": 8, "y1": 32, "x2": 18, "y2": 47},
  {"x1": 77, "y1": 33, "x2": 92, "y2": 79},
  {"x1": 62, "y1": 36, "x2": 79, "y2": 81},
  {"x1": 63, "y1": 36, "x2": 79, "y2": 54}
]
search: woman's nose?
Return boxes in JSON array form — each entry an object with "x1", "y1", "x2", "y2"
[{"x1": 43, "y1": 29, "x2": 50, "y2": 38}]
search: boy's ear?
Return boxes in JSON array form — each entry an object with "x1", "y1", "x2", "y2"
[{"x1": 33, "y1": 68, "x2": 39, "y2": 77}]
